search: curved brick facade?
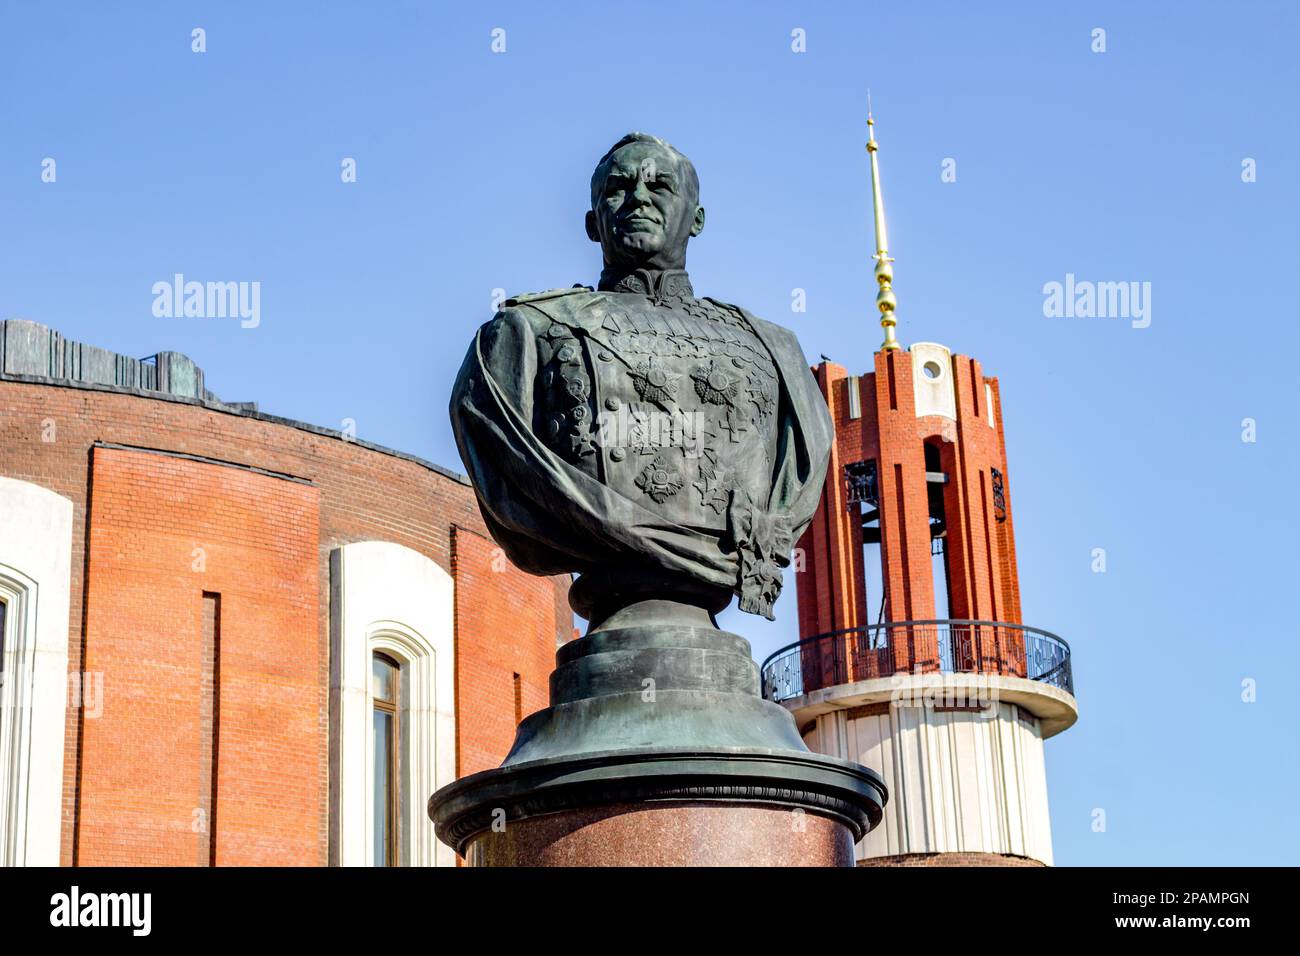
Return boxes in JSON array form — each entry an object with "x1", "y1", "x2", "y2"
[{"x1": 0, "y1": 343, "x2": 570, "y2": 866}]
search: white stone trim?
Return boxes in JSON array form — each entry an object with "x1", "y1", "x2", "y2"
[
  {"x1": 330, "y1": 541, "x2": 455, "y2": 867},
  {"x1": 0, "y1": 477, "x2": 73, "y2": 866},
  {"x1": 910, "y1": 342, "x2": 957, "y2": 420},
  {"x1": 785, "y1": 670, "x2": 1078, "y2": 739},
  {"x1": 808, "y1": 698, "x2": 1054, "y2": 864}
]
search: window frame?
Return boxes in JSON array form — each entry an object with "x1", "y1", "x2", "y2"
[
  {"x1": 371, "y1": 651, "x2": 401, "y2": 867},
  {"x1": 0, "y1": 597, "x2": 7, "y2": 686}
]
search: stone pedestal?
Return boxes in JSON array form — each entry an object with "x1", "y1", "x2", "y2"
[
  {"x1": 429, "y1": 607, "x2": 887, "y2": 866},
  {"x1": 465, "y1": 802, "x2": 855, "y2": 867}
]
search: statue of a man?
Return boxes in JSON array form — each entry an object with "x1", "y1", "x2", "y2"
[{"x1": 450, "y1": 133, "x2": 832, "y2": 624}]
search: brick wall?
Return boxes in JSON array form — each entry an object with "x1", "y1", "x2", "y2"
[
  {"x1": 78, "y1": 446, "x2": 321, "y2": 865},
  {"x1": 0, "y1": 377, "x2": 571, "y2": 865},
  {"x1": 451, "y1": 527, "x2": 559, "y2": 778},
  {"x1": 795, "y1": 350, "x2": 1024, "y2": 679}
]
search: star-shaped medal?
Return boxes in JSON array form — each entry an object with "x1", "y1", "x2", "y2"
[{"x1": 630, "y1": 357, "x2": 680, "y2": 404}]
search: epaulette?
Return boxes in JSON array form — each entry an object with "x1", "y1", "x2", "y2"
[
  {"x1": 504, "y1": 285, "x2": 594, "y2": 307},
  {"x1": 702, "y1": 296, "x2": 746, "y2": 317}
]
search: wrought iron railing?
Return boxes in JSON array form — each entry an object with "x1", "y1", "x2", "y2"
[{"x1": 759, "y1": 620, "x2": 1073, "y2": 703}]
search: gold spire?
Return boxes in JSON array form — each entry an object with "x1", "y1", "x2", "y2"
[{"x1": 866, "y1": 99, "x2": 900, "y2": 351}]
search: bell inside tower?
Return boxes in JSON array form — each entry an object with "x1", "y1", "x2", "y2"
[
  {"x1": 925, "y1": 441, "x2": 952, "y2": 620},
  {"x1": 845, "y1": 459, "x2": 886, "y2": 629}
]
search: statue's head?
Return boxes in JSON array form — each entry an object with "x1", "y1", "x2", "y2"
[{"x1": 586, "y1": 133, "x2": 706, "y2": 272}]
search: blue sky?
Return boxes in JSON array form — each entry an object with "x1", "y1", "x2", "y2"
[{"x1": 3, "y1": 1, "x2": 1297, "y2": 865}]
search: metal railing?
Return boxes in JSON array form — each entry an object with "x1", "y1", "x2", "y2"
[{"x1": 759, "y1": 620, "x2": 1073, "y2": 703}]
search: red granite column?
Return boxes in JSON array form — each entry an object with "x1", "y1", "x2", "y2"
[{"x1": 465, "y1": 803, "x2": 855, "y2": 867}]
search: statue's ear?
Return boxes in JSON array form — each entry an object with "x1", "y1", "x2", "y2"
[
  {"x1": 690, "y1": 205, "x2": 706, "y2": 237},
  {"x1": 585, "y1": 210, "x2": 600, "y2": 243}
]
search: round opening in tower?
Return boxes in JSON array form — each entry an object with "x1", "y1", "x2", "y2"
[{"x1": 922, "y1": 360, "x2": 943, "y2": 380}]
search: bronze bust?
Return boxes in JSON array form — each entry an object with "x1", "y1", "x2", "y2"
[
  {"x1": 450, "y1": 133, "x2": 832, "y2": 624},
  {"x1": 432, "y1": 134, "x2": 885, "y2": 863}
]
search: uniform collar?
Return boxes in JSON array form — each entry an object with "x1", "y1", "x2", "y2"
[{"x1": 598, "y1": 266, "x2": 695, "y2": 305}]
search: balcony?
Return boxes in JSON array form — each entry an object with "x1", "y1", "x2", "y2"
[{"x1": 760, "y1": 620, "x2": 1073, "y2": 704}]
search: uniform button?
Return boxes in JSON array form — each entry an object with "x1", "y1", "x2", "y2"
[
  {"x1": 572, "y1": 405, "x2": 588, "y2": 421},
  {"x1": 610, "y1": 448, "x2": 626, "y2": 462},
  {"x1": 604, "y1": 397, "x2": 621, "y2": 411},
  {"x1": 598, "y1": 350, "x2": 614, "y2": 361},
  {"x1": 558, "y1": 346, "x2": 577, "y2": 362}
]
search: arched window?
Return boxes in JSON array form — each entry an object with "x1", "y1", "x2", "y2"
[
  {"x1": 371, "y1": 652, "x2": 401, "y2": 866},
  {"x1": 330, "y1": 541, "x2": 456, "y2": 867}
]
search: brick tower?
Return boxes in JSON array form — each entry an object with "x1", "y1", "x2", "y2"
[{"x1": 762, "y1": 113, "x2": 1078, "y2": 866}]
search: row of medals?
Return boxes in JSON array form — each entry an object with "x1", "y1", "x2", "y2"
[{"x1": 542, "y1": 298, "x2": 778, "y2": 513}]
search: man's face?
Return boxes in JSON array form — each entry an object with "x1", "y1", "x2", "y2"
[{"x1": 587, "y1": 142, "x2": 704, "y2": 270}]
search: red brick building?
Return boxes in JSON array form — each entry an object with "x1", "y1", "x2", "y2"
[{"x1": 0, "y1": 320, "x2": 569, "y2": 867}]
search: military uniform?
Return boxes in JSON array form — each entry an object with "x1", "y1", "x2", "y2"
[
  {"x1": 511, "y1": 268, "x2": 780, "y2": 534},
  {"x1": 452, "y1": 267, "x2": 831, "y2": 620}
]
